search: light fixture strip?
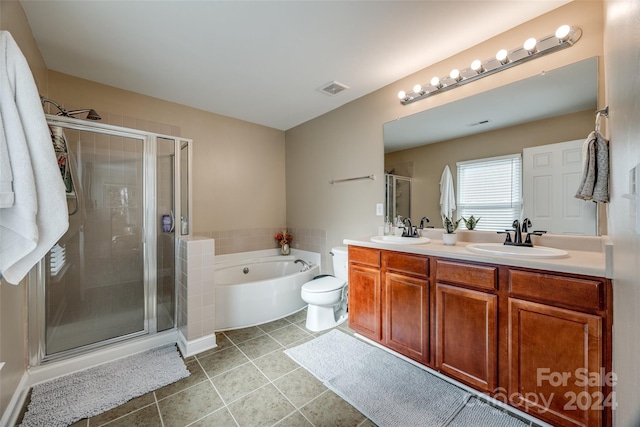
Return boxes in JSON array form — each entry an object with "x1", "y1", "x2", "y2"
[{"x1": 399, "y1": 26, "x2": 582, "y2": 105}]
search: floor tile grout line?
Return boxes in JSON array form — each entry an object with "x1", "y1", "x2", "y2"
[
  {"x1": 152, "y1": 391, "x2": 166, "y2": 427},
  {"x1": 193, "y1": 349, "x2": 241, "y2": 425},
  {"x1": 221, "y1": 325, "x2": 330, "y2": 426},
  {"x1": 95, "y1": 400, "x2": 159, "y2": 427}
]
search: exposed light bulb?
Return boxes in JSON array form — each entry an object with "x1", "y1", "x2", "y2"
[
  {"x1": 430, "y1": 76, "x2": 442, "y2": 88},
  {"x1": 555, "y1": 24, "x2": 571, "y2": 42},
  {"x1": 524, "y1": 37, "x2": 537, "y2": 54},
  {"x1": 496, "y1": 49, "x2": 509, "y2": 65},
  {"x1": 449, "y1": 69, "x2": 462, "y2": 82},
  {"x1": 397, "y1": 90, "x2": 407, "y2": 100},
  {"x1": 413, "y1": 84, "x2": 423, "y2": 94},
  {"x1": 470, "y1": 60, "x2": 484, "y2": 73}
]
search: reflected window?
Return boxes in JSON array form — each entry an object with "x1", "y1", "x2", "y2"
[{"x1": 457, "y1": 154, "x2": 522, "y2": 231}]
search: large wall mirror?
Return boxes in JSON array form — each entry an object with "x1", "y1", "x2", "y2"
[{"x1": 384, "y1": 57, "x2": 602, "y2": 236}]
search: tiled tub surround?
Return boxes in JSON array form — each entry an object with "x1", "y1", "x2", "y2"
[
  {"x1": 30, "y1": 311, "x2": 374, "y2": 427},
  {"x1": 177, "y1": 236, "x2": 217, "y2": 357},
  {"x1": 196, "y1": 228, "x2": 328, "y2": 272},
  {"x1": 177, "y1": 236, "x2": 324, "y2": 356}
]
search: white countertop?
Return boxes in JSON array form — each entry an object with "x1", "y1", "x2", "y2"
[{"x1": 344, "y1": 230, "x2": 612, "y2": 279}]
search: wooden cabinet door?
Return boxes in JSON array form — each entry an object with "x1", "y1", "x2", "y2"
[
  {"x1": 436, "y1": 283, "x2": 497, "y2": 392},
  {"x1": 384, "y1": 272, "x2": 429, "y2": 364},
  {"x1": 508, "y1": 298, "x2": 603, "y2": 427},
  {"x1": 348, "y1": 264, "x2": 382, "y2": 341}
]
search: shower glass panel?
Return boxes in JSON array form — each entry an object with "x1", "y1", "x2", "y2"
[
  {"x1": 44, "y1": 126, "x2": 146, "y2": 356},
  {"x1": 385, "y1": 174, "x2": 411, "y2": 222},
  {"x1": 157, "y1": 137, "x2": 175, "y2": 332}
]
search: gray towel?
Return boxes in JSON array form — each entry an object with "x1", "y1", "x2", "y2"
[{"x1": 575, "y1": 131, "x2": 609, "y2": 203}]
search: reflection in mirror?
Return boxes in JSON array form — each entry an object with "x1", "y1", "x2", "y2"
[
  {"x1": 180, "y1": 141, "x2": 190, "y2": 235},
  {"x1": 384, "y1": 57, "x2": 600, "y2": 236},
  {"x1": 385, "y1": 174, "x2": 411, "y2": 223}
]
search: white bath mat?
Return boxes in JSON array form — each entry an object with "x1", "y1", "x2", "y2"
[
  {"x1": 285, "y1": 330, "x2": 530, "y2": 427},
  {"x1": 20, "y1": 344, "x2": 189, "y2": 427}
]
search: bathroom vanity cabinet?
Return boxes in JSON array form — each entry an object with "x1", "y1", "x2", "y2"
[
  {"x1": 348, "y1": 247, "x2": 382, "y2": 342},
  {"x1": 435, "y1": 259, "x2": 498, "y2": 393},
  {"x1": 347, "y1": 245, "x2": 613, "y2": 427}
]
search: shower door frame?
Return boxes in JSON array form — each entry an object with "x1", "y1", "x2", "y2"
[{"x1": 28, "y1": 115, "x2": 192, "y2": 366}]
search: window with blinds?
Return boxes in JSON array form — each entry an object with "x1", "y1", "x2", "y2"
[{"x1": 456, "y1": 154, "x2": 522, "y2": 231}]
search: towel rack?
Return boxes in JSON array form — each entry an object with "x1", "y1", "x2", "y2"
[
  {"x1": 595, "y1": 106, "x2": 609, "y2": 132},
  {"x1": 329, "y1": 174, "x2": 375, "y2": 185}
]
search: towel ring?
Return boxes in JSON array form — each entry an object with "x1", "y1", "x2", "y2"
[{"x1": 595, "y1": 106, "x2": 609, "y2": 132}]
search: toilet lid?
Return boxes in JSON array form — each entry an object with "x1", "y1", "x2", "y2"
[{"x1": 302, "y1": 276, "x2": 345, "y2": 293}]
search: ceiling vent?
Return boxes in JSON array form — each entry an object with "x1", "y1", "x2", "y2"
[{"x1": 318, "y1": 81, "x2": 350, "y2": 96}]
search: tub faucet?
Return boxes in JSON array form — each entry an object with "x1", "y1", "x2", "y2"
[{"x1": 295, "y1": 259, "x2": 312, "y2": 271}]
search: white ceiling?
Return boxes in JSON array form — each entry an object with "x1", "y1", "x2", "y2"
[{"x1": 20, "y1": 1, "x2": 571, "y2": 131}]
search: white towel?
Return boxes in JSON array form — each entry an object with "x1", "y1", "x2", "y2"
[
  {"x1": 575, "y1": 130, "x2": 609, "y2": 203},
  {"x1": 439, "y1": 165, "x2": 456, "y2": 219},
  {"x1": 0, "y1": 111, "x2": 14, "y2": 208},
  {"x1": 0, "y1": 31, "x2": 69, "y2": 285}
]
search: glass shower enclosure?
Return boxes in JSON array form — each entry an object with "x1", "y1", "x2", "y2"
[
  {"x1": 385, "y1": 174, "x2": 411, "y2": 223},
  {"x1": 28, "y1": 116, "x2": 191, "y2": 364}
]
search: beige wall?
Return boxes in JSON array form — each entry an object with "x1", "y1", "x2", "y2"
[
  {"x1": 286, "y1": 1, "x2": 604, "y2": 254},
  {"x1": 45, "y1": 71, "x2": 287, "y2": 235},
  {"x1": 385, "y1": 110, "x2": 594, "y2": 227},
  {"x1": 604, "y1": 1, "x2": 640, "y2": 425},
  {"x1": 0, "y1": 0, "x2": 48, "y2": 418},
  {"x1": 0, "y1": 0, "x2": 48, "y2": 93}
]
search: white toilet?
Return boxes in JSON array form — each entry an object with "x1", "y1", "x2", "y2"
[{"x1": 300, "y1": 246, "x2": 349, "y2": 332}]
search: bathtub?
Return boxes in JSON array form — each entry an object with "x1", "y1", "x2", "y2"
[{"x1": 214, "y1": 249, "x2": 320, "y2": 331}]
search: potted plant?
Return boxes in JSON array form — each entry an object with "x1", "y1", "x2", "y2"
[
  {"x1": 462, "y1": 215, "x2": 481, "y2": 231},
  {"x1": 442, "y1": 215, "x2": 461, "y2": 246},
  {"x1": 275, "y1": 229, "x2": 292, "y2": 255}
]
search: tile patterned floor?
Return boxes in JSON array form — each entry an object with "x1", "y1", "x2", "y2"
[{"x1": 22, "y1": 309, "x2": 376, "y2": 427}]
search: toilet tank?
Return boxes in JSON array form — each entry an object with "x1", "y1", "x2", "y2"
[{"x1": 331, "y1": 246, "x2": 349, "y2": 281}]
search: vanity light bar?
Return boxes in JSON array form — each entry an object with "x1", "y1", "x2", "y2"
[{"x1": 397, "y1": 25, "x2": 582, "y2": 105}]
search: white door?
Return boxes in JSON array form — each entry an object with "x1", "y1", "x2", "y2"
[{"x1": 523, "y1": 139, "x2": 597, "y2": 235}]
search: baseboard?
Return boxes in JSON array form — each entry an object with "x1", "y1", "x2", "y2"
[
  {"x1": 177, "y1": 331, "x2": 217, "y2": 358},
  {"x1": 1, "y1": 371, "x2": 30, "y2": 427}
]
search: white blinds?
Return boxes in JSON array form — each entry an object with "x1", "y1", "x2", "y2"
[{"x1": 456, "y1": 154, "x2": 522, "y2": 232}]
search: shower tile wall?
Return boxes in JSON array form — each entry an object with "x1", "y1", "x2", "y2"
[
  {"x1": 44, "y1": 126, "x2": 147, "y2": 355},
  {"x1": 177, "y1": 236, "x2": 216, "y2": 342}
]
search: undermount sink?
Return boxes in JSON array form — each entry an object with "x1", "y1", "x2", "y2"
[
  {"x1": 370, "y1": 235, "x2": 431, "y2": 245},
  {"x1": 466, "y1": 243, "x2": 568, "y2": 259}
]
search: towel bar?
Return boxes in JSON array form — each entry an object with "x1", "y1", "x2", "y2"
[{"x1": 329, "y1": 175, "x2": 375, "y2": 185}]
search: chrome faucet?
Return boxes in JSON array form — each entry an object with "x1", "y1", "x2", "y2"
[{"x1": 294, "y1": 259, "x2": 312, "y2": 271}]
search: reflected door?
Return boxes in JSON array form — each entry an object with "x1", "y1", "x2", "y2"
[
  {"x1": 523, "y1": 140, "x2": 597, "y2": 235},
  {"x1": 45, "y1": 126, "x2": 146, "y2": 356}
]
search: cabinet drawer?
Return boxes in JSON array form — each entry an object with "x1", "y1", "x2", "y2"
[
  {"x1": 385, "y1": 252, "x2": 429, "y2": 278},
  {"x1": 348, "y1": 246, "x2": 381, "y2": 268},
  {"x1": 436, "y1": 260, "x2": 497, "y2": 291},
  {"x1": 509, "y1": 269, "x2": 604, "y2": 311}
]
